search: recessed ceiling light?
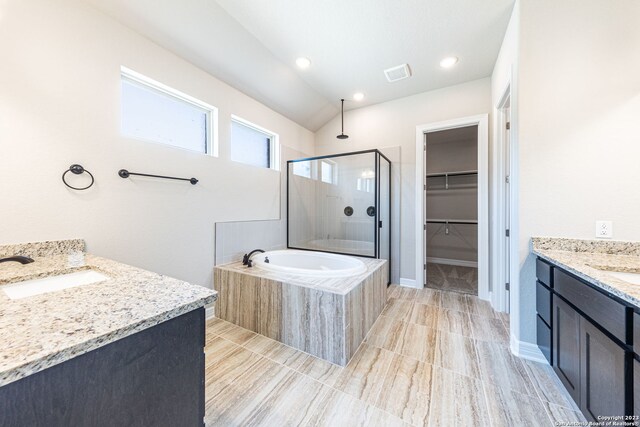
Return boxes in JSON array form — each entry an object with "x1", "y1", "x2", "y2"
[
  {"x1": 440, "y1": 56, "x2": 459, "y2": 68},
  {"x1": 295, "y1": 57, "x2": 311, "y2": 69},
  {"x1": 353, "y1": 92, "x2": 365, "y2": 101}
]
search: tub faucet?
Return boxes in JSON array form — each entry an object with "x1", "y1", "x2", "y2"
[
  {"x1": 242, "y1": 249, "x2": 265, "y2": 267},
  {"x1": 0, "y1": 256, "x2": 34, "y2": 264}
]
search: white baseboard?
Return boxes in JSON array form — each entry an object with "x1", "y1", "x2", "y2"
[
  {"x1": 510, "y1": 335, "x2": 548, "y2": 364},
  {"x1": 427, "y1": 257, "x2": 478, "y2": 268},
  {"x1": 399, "y1": 278, "x2": 418, "y2": 288},
  {"x1": 205, "y1": 306, "x2": 215, "y2": 320}
]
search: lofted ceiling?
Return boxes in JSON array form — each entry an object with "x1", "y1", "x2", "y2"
[{"x1": 84, "y1": 0, "x2": 514, "y2": 131}]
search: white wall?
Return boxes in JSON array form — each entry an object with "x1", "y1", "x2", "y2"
[
  {"x1": 314, "y1": 79, "x2": 492, "y2": 283},
  {"x1": 0, "y1": 0, "x2": 314, "y2": 288},
  {"x1": 514, "y1": 0, "x2": 640, "y2": 344},
  {"x1": 491, "y1": 1, "x2": 520, "y2": 340}
]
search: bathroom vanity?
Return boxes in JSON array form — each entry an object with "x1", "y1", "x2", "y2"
[
  {"x1": 0, "y1": 240, "x2": 216, "y2": 427},
  {"x1": 533, "y1": 238, "x2": 640, "y2": 421}
]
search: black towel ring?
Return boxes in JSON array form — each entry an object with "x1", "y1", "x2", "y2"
[{"x1": 62, "y1": 164, "x2": 94, "y2": 190}]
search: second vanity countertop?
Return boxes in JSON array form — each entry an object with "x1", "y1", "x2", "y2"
[
  {"x1": 532, "y1": 237, "x2": 640, "y2": 308},
  {"x1": 0, "y1": 240, "x2": 217, "y2": 387}
]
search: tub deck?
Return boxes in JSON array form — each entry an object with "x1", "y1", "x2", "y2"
[{"x1": 213, "y1": 257, "x2": 388, "y2": 366}]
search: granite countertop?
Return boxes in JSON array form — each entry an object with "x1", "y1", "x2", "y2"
[
  {"x1": 532, "y1": 237, "x2": 640, "y2": 308},
  {"x1": 215, "y1": 256, "x2": 387, "y2": 295},
  {"x1": 0, "y1": 240, "x2": 217, "y2": 387}
]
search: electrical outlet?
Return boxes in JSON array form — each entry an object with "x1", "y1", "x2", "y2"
[{"x1": 595, "y1": 221, "x2": 613, "y2": 239}]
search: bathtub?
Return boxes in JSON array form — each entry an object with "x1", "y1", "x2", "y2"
[{"x1": 252, "y1": 249, "x2": 366, "y2": 277}]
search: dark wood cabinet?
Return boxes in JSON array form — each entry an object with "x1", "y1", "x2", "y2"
[
  {"x1": 0, "y1": 308, "x2": 206, "y2": 427},
  {"x1": 579, "y1": 316, "x2": 627, "y2": 421},
  {"x1": 537, "y1": 257, "x2": 634, "y2": 420},
  {"x1": 553, "y1": 296, "x2": 581, "y2": 403}
]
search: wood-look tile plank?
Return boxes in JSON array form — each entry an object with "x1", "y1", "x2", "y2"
[
  {"x1": 388, "y1": 286, "x2": 418, "y2": 300},
  {"x1": 475, "y1": 341, "x2": 535, "y2": 396},
  {"x1": 205, "y1": 345, "x2": 263, "y2": 387},
  {"x1": 243, "y1": 333, "x2": 309, "y2": 369},
  {"x1": 440, "y1": 291, "x2": 471, "y2": 313},
  {"x1": 523, "y1": 360, "x2": 580, "y2": 411},
  {"x1": 364, "y1": 315, "x2": 407, "y2": 352},
  {"x1": 428, "y1": 366, "x2": 491, "y2": 427},
  {"x1": 375, "y1": 354, "x2": 434, "y2": 426},
  {"x1": 214, "y1": 320, "x2": 258, "y2": 345},
  {"x1": 381, "y1": 298, "x2": 414, "y2": 322},
  {"x1": 434, "y1": 331, "x2": 480, "y2": 379},
  {"x1": 410, "y1": 303, "x2": 440, "y2": 328},
  {"x1": 484, "y1": 383, "x2": 552, "y2": 427},
  {"x1": 204, "y1": 357, "x2": 293, "y2": 426},
  {"x1": 395, "y1": 323, "x2": 437, "y2": 364},
  {"x1": 415, "y1": 287, "x2": 442, "y2": 306},
  {"x1": 204, "y1": 335, "x2": 242, "y2": 365},
  {"x1": 466, "y1": 295, "x2": 499, "y2": 319},
  {"x1": 296, "y1": 355, "x2": 344, "y2": 388},
  {"x1": 543, "y1": 401, "x2": 587, "y2": 425},
  {"x1": 469, "y1": 313, "x2": 510, "y2": 343},
  {"x1": 333, "y1": 343, "x2": 395, "y2": 405},
  {"x1": 242, "y1": 371, "x2": 331, "y2": 427},
  {"x1": 305, "y1": 387, "x2": 407, "y2": 427},
  {"x1": 435, "y1": 309, "x2": 473, "y2": 337}
]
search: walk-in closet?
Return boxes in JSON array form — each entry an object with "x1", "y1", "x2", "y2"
[{"x1": 424, "y1": 126, "x2": 479, "y2": 295}]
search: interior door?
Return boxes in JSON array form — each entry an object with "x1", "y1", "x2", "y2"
[{"x1": 504, "y1": 106, "x2": 511, "y2": 312}]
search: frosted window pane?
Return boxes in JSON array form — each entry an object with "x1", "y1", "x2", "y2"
[
  {"x1": 231, "y1": 121, "x2": 271, "y2": 168},
  {"x1": 293, "y1": 161, "x2": 311, "y2": 178},
  {"x1": 321, "y1": 161, "x2": 333, "y2": 183},
  {"x1": 121, "y1": 79, "x2": 208, "y2": 153}
]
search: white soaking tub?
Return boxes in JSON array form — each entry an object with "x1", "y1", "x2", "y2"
[{"x1": 251, "y1": 249, "x2": 366, "y2": 277}]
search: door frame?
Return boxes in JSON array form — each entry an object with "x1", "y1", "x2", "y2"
[
  {"x1": 414, "y1": 114, "x2": 489, "y2": 300},
  {"x1": 491, "y1": 85, "x2": 512, "y2": 313}
]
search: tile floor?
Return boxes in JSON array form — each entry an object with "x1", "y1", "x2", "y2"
[
  {"x1": 426, "y1": 263, "x2": 478, "y2": 295},
  {"x1": 204, "y1": 285, "x2": 586, "y2": 427}
]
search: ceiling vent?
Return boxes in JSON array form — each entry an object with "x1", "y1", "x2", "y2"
[{"x1": 384, "y1": 64, "x2": 412, "y2": 82}]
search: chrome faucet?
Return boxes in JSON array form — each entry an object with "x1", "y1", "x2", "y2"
[
  {"x1": 242, "y1": 249, "x2": 265, "y2": 267},
  {"x1": 0, "y1": 256, "x2": 34, "y2": 264}
]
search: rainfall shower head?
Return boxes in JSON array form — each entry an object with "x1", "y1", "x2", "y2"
[{"x1": 336, "y1": 99, "x2": 349, "y2": 140}]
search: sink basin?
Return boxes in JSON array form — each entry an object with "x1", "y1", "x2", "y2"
[
  {"x1": 2, "y1": 270, "x2": 109, "y2": 300},
  {"x1": 598, "y1": 270, "x2": 640, "y2": 285}
]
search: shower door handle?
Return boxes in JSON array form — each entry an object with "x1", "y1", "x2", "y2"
[{"x1": 379, "y1": 221, "x2": 383, "y2": 228}]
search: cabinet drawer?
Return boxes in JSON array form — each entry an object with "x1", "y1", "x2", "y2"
[
  {"x1": 634, "y1": 313, "x2": 640, "y2": 353},
  {"x1": 536, "y1": 258, "x2": 553, "y2": 287},
  {"x1": 536, "y1": 281, "x2": 552, "y2": 326},
  {"x1": 537, "y1": 315, "x2": 552, "y2": 365},
  {"x1": 554, "y1": 269, "x2": 628, "y2": 343}
]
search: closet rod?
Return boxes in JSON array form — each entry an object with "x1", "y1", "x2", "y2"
[
  {"x1": 425, "y1": 219, "x2": 478, "y2": 225},
  {"x1": 425, "y1": 170, "x2": 478, "y2": 178}
]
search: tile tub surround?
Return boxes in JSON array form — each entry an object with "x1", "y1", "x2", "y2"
[
  {"x1": 532, "y1": 237, "x2": 640, "y2": 307},
  {"x1": 214, "y1": 258, "x2": 387, "y2": 365},
  {"x1": 0, "y1": 240, "x2": 216, "y2": 387}
]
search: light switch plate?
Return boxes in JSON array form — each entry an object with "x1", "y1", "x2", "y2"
[{"x1": 595, "y1": 221, "x2": 613, "y2": 239}]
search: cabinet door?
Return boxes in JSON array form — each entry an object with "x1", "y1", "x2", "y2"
[
  {"x1": 553, "y1": 297, "x2": 581, "y2": 403},
  {"x1": 579, "y1": 317, "x2": 627, "y2": 421}
]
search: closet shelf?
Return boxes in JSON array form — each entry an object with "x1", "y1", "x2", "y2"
[
  {"x1": 426, "y1": 170, "x2": 478, "y2": 179},
  {"x1": 426, "y1": 219, "x2": 478, "y2": 225}
]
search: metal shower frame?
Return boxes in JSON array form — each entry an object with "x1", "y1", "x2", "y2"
[{"x1": 286, "y1": 149, "x2": 391, "y2": 280}]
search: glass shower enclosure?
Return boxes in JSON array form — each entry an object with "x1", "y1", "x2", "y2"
[{"x1": 287, "y1": 149, "x2": 391, "y2": 266}]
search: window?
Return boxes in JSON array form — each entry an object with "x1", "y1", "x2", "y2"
[
  {"x1": 321, "y1": 160, "x2": 336, "y2": 184},
  {"x1": 120, "y1": 67, "x2": 217, "y2": 155},
  {"x1": 231, "y1": 116, "x2": 279, "y2": 170},
  {"x1": 292, "y1": 161, "x2": 312, "y2": 178}
]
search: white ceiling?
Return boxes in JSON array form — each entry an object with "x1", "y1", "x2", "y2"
[{"x1": 85, "y1": 0, "x2": 514, "y2": 131}]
